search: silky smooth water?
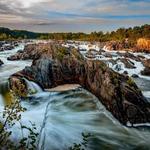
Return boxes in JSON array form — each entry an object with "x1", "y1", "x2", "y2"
[{"x1": 0, "y1": 44, "x2": 150, "y2": 150}]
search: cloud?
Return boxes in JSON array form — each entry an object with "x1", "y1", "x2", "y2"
[{"x1": 0, "y1": 0, "x2": 149, "y2": 32}]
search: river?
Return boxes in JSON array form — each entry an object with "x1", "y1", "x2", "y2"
[{"x1": 0, "y1": 44, "x2": 150, "y2": 150}]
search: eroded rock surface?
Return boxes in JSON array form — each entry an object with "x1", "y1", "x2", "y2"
[
  {"x1": 10, "y1": 44, "x2": 150, "y2": 126},
  {"x1": 141, "y1": 59, "x2": 150, "y2": 76}
]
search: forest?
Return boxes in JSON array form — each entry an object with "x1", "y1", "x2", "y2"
[{"x1": 0, "y1": 24, "x2": 149, "y2": 43}]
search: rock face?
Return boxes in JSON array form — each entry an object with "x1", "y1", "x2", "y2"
[
  {"x1": 0, "y1": 59, "x2": 4, "y2": 66},
  {"x1": 104, "y1": 40, "x2": 133, "y2": 51},
  {"x1": 10, "y1": 44, "x2": 150, "y2": 126},
  {"x1": 141, "y1": 59, "x2": 150, "y2": 76},
  {"x1": 7, "y1": 42, "x2": 59, "y2": 60},
  {"x1": 104, "y1": 38, "x2": 150, "y2": 53},
  {"x1": 0, "y1": 41, "x2": 18, "y2": 52}
]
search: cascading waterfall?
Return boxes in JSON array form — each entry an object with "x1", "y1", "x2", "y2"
[
  {"x1": 23, "y1": 78, "x2": 43, "y2": 95},
  {"x1": 1, "y1": 43, "x2": 150, "y2": 149}
]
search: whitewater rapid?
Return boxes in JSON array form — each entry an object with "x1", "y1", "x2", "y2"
[
  {"x1": 0, "y1": 42, "x2": 150, "y2": 149},
  {"x1": 0, "y1": 44, "x2": 32, "y2": 83}
]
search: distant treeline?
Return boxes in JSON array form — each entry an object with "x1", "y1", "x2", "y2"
[{"x1": 0, "y1": 24, "x2": 149, "y2": 42}]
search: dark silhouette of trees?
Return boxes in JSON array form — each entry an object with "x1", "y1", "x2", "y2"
[{"x1": 0, "y1": 24, "x2": 149, "y2": 42}]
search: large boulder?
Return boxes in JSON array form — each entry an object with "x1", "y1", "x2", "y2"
[
  {"x1": 117, "y1": 58, "x2": 136, "y2": 69},
  {"x1": 104, "y1": 40, "x2": 133, "y2": 51},
  {"x1": 7, "y1": 42, "x2": 60, "y2": 61},
  {"x1": 10, "y1": 45, "x2": 150, "y2": 126},
  {"x1": 142, "y1": 59, "x2": 150, "y2": 68},
  {"x1": 141, "y1": 67, "x2": 150, "y2": 76},
  {"x1": 141, "y1": 59, "x2": 150, "y2": 76}
]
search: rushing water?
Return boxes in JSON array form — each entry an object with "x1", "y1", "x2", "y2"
[{"x1": 0, "y1": 44, "x2": 150, "y2": 150}]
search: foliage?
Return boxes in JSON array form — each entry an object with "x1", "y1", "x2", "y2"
[
  {"x1": 18, "y1": 122, "x2": 39, "y2": 149},
  {"x1": 11, "y1": 79, "x2": 28, "y2": 97},
  {"x1": 69, "y1": 133, "x2": 92, "y2": 150},
  {"x1": 0, "y1": 24, "x2": 149, "y2": 42},
  {"x1": 0, "y1": 91, "x2": 38, "y2": 150},
  {"x1": 0, "y1": 90, "x2": 90, "y2": 150}
]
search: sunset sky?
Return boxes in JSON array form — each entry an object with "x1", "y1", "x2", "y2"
[{"x1": 0, "y1": 0, "x2": 150, "y2": 32}]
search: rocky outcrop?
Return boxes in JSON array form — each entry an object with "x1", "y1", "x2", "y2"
[
  {"x1": 104, "y1": 38, "x2": 150, "y2": 53},
  {"x1": 10, "y1": 44, "x2": 150, "y2": 126},
  {"x1": 0, "y1": 59, "x2": 4, "y2": 66},
  {"x1": 141, "y1": 68, "x2": 150, "y2": 76},
  {"x1": 0, "y1": 41, "x2": 18, "y2": 52},
  {"x1": 116, "y1": 52, "x2": 141, "y2": 62},
  {"x1": 7, "y1": 42, "x2": 60, "y2": 60},
  {"x1": 141, "y1": 59, "x2": 150, "y2": 76},
  {"x1": 117, "y1": 58, "x2": 136, "y2": 69},
  {"x1": 104, "y1": 40, "x2": 133, "y2": 51}
]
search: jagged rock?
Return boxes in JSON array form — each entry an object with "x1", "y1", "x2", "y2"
[
  {"x1": 142, "y1": 59, "x2": 150, "y2": 68},
  {"x1": 137, "y1": 55, "x2": 145, "y2": 60},
  {"x1": 7, "y1": 42, "x2": 60, "y2": 61},
  {"x1": 104, "y1": 40, "x2": 131, "y2": 51},
  {"x1": 132, "y1": 74, "x2": 139, "y2": 78},
  {"x1": 141, "y1": 59, "x2": 150, "y2": 76},
  {"x1": 123, "y1": 71, "x2": 128, "y2": 75},
  {"x1": 117, "y1": 58, "x2": 136, "y2": 69},
  {"x1": 104, "y1": 53, "x2": 112, "y2": 58},
  {"x1": 10, "y1": 44, "x2": 150, "y2": 126},
  {"x1": 117, "y1": 52, "x2": 140, "y2": 62},
  {"x1": 141, "y1": 68, "x2": 150, "y2": 76}
]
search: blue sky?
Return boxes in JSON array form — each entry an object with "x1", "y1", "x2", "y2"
[{"x1": 0, "y1": 0, "x2": 149, "y2": 32}]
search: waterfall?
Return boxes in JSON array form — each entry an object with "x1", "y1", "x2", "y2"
[{"x1": 23, "y1": 78, "x2": 43, "y2": 95}]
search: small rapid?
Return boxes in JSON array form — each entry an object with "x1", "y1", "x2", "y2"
[
  {"x1": 0, "y1": 42, "x2": 150, "y2": 149},
  {"x1": 8, "y1": 87, "x2": 150, "y2": 150},
  {"x1": 0, "y1": 44, "x2": 32, "y2": 83},
  {"x1": 23, "y1": 78, "x2": 43, "y2": 95}
]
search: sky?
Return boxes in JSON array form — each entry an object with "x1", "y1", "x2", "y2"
[{"x1": 0, "y1": 0, "x2": 150, "y2": 33}]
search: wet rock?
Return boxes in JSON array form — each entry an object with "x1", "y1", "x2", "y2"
[
  {"x1": 137, "y1": 55, "x2": 145, "y2": 60},
  {"x1": 141, "y1": 59, "x2": 150, "y2": 76},
  {"x1": 114, "y1": 64, "x2": 122, "y2": 71},
  {"x1": 123, "y1": 71, "x2": 128, "y2": 75},
  {"x1": 132, "y1": 74, "x2": 139, "y2": 78},
  {"x1": 141, "y1": 67, "x2": 150, "y2": 76},
  {"x1": 117, "y1": 58, "x2": 136, "y2": 69},
  {"x1": 142, "y1": 59, "x2": 150, "y2": 68},
  {"x1": 7, "y1": 42, "x2": 59, "y2": 61},
  {"x1": 10, "y1": 44, "x2": 150, "y2": 126},
  {"x1": 104, "y1": 53, "x2": 112, "y2": 58},
  {"x1": 117, "y1": 52, "x2": 140, "y2": 62}
]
